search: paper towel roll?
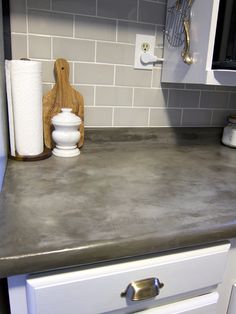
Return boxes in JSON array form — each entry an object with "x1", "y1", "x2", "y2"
[{"x1": 5, "y1": 60, "x2": 43, "y2": 156}]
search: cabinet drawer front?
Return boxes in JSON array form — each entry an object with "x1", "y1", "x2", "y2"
[
  {"x1": 138, "y1": 292, "x2": 219, "y2": 314},
  {"x1": 26, "y1": 243, "x2": 230, "y2": 314}
]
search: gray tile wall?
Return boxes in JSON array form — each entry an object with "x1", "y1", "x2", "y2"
[{"x1": 10, "y1": 0, "x2": 236, "y2": 127}]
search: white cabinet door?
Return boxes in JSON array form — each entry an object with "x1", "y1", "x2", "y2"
[
  {"x1": 138, "y1": 292, "x2": 219, "y2": 314},
  {"x1": 8, "y1": 243, "x2": 229, "y2": 314},
  {"x1": 162, "y1": 0, "x2": 236, "y2": 86},
  {"x1": 227, "y1": 284, "x2": 236, "y2": 314}
]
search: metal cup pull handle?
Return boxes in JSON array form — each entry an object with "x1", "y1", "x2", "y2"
[
  {"x1": 181, "y1": 18, "x2": 194, "y2": 65},
  {"x1": 120, "y1": 277, "x2": 164, "y2": 301}
]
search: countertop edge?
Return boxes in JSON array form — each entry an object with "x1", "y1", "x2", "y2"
[{"x1": 2, "y1": 226, "x2": 236, "y2": 278}]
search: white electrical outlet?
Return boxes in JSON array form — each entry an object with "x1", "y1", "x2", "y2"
[{"x1": 134, "y1": 34, "x2": 156, "y2": 70}]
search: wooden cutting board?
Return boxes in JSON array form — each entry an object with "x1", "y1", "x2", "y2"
[{"x1": 43, "y1": 58, "x2": 84, "y2": 149}]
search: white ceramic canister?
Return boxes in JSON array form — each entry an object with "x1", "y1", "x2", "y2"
[
  {"x1": 52, "y1": 108, "x2": 81, "y2": 157},
  {"x1": 222, "y1": 115, "x2": 236, "y2": 148}
]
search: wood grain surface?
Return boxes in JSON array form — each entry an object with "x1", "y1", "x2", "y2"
[
  {"x1": 43, "y1": 59, "x2": 84, "y2": 149},
  {"x1": 9, "y1": 147, "x2": 52, "y2": 161}
]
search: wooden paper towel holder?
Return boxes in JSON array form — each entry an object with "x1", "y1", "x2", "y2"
[{"x1": 9, "y1": 147, "x2": 52, "y2": 162}]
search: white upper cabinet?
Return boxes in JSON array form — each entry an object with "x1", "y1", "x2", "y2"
[{"x1": 162, "y1": 0, "x2": 236, "y2": 86}]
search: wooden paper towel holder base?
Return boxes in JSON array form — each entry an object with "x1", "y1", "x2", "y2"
[{"x1": 9, "y1": 147, "x2": 52, "y2": 161}]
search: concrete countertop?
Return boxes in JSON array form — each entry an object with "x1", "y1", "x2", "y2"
[{"x1": 0, "y1": 128, "x2": 236, "y2": 277}]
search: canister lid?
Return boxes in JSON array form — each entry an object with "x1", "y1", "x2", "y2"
[{"x1": 52, "y1": 108, "x2": 81, "y2": 126}]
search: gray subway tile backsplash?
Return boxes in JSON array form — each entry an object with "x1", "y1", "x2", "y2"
[
  {"x1": 28, "y1": 10, "x2": 73, "y2": 37},
  {"x1": 161, "y1": 82, "x2": 185, "y2": 90},
  {"x1": 74, "y1": 85, "x2": 95, "y2": 107},
  {"x1": 182, "y1": 109, "x2": 212, "y2": 126},
  {"x1": 116, "y1": 66, "x2": 152, "y2": 87},
  {"x1": 9, "y1": 0, "x2": 233, "y2": 128},
  {"x1": 96, "y1": 42, "x2": 134, "y2": 65},
  {"x1": 114, "y1": 108, "x2": 149, "y2": 126},
  {"x1": 211, "y1": 110, "x2": 232, "y2": 127},
  {"x1": 134, "y1": 88, "x2": 168, "y2": 107},
  {"x1": 27, "y1": 0, "x2": 51, "y2": 10},
  {"x1": 29, "y1": 35, "x2": 51, "y2": 59},
  {"x1": 168, "y1": 90, "x2": 200, "y2": 108},
  {"x1": 41, "y1": 60, "x2": 73, "y2": 83},
  {"x1": 96, "y1": 87, "x2": 133, "y2": 107},
  {"x1": 229, "y1": 93, "x2": 236, "y2": 109},
  {"x1": 75, "y1": 16, "x2": 116, "y2": 42},
  {"x1": 52, "y1": 0, "x2": 96, "y2": 15},
  {"x1": 185, "y1": 84, "x2": 215, "y2": 91},
  {"x1": 152, "y1": 69, "x2": 162, "y2": 88},
  {"x1": 74, "y1": 63, "x2": 114, "y2": 85},
  {"x1": 11, "y1": 34, "x2": 27, "y2": 59},
  {"x1": 150, "y1": 108, "x2": 181, "y2": 126},
  {"x1": 97, "y1": 0, "x2": 138, "y2": 21},
  {"x1": 138, "y1": 1, "x2": 166, "y2": 25},
  {"x1": 53, "y1": 37, "x2": 95, "y2": 62},
  {"x1": 200, "y1": 91, "x2": 229, "y2": 109},
  {"x1": 85, "y1": 107, "x2": 113, "y2": 126},
  {"x1": 117, "y1": 21, "x2": 155, "y2": 44},
  {"x1": 156, "y1": 25, "x2": 165, "y2": 47},
  {"x1": 215, "y1": 85, "x2": 236, "y2": 92},
  {"x1": 41, "y1": 60, "x2": 55, "y2": 83},
  {"x1": 10, "y1": 0, "x2": 27, "y2": 33}
]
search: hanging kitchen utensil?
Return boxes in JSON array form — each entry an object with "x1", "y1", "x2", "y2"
[
  {"x1": 43, "y1": 58, "x2": 84, "y2": 149},
  {"x1": 166, "y1": 0, "x2": 185, "y2": 47},
  {"x1": 166, "y1": 0, "x2": 194, "y2": 64}
]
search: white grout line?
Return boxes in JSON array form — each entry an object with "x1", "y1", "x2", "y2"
[
  {"x1": 198, "y1": 90, "x2": 201, "y2": 108},
  {"x1": 166, "y1": 89, "x2": 170, "y2": 107},
  {"x1": 137, "y1": 0, "x2": 140, "y2": 21},
  {"x1": 227, "y1": 92, "x2": 231, "y2": 108},
  {"x1": 115, "y1": 20, "x2": 118, "y2": 42},
  {"x1": 50, "y1": 37, "x2": 53, "y2": 60},
  {"x1": 112, "y1": 107, "x2": 115, "y2": 126},
  {"x1": 154, "y1": 24, "x2": 157, "y2": 43},
  {"x1": 144, "y1": 0, "x2": 167, "y2": 4},
  {"x1": 11, "y1": 32, "x2": 136, "y2": 46},
  {"x1": 113, "y1": 65, "x2": 116, "y2": 86},
  {"x1": 180, "y1": 108, "x2": 184, "y2": 126},
  {"x1": 93, "y1": 86, "x2": 96, "y2": 106},
  {"x1": 132, "y1": 88, "x2": 135, "y2": 107},
  {"x1": 26, "y1": 8, "x2": 165, "y2": 27},
  {"x1": 147, "y1": 108, "x2": 151, "y2": 126},
  {"x1": 72, "y1": 15, "x2": 75, "y2": 38},
  {"x1": 151, "y1": 69, "x2": 154, "y2": 88},
  {"x1": 95, "y1": 0, "x2": 98, "y2": 16},
  {"x1": 85, "y1": 125, "x2": 153, "y2": 128},
  {"x1": 39, "y1": 79, "x2": 236, "y2": 102},
  {"x1": 76, "y1": 105, "x2": 220, "y2": 110},
  {"x1": 94, "y1": 40, "x2": 97, "y2": 62},
  {"x1": 84, "y1": 125, "x2": 195, "y2": 128},
  {"x1": 210, "y1": 110, "x2": 214, "y2": 126}
]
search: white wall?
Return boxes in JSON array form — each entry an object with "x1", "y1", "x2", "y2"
[{"x1": 0, "y1": 1, "x2": 8, "y2": 190}]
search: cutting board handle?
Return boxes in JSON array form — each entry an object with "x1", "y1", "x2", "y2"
[{"x1": 43, "y1": 58, "x2": 84, "y2": 149}]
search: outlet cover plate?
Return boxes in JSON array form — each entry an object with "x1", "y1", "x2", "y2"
[{"x1": 134, "y1": 34, "x2": 156, "y2": 70}]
